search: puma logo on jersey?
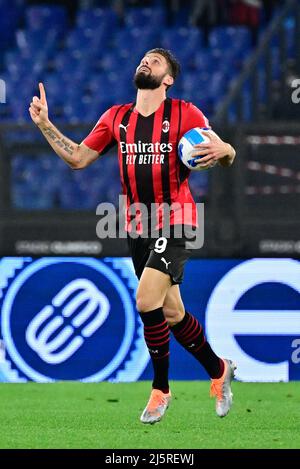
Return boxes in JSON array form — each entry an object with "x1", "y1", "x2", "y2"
[
  {"x1": 119, "y1": 123, "x2": 130, "y2": 133},
  {"x1": 161, "y1": 258, "x2": 171, "y2": 269},
  {"x1": 148, "y1": 349, "x2": 159, "y2": 354}
]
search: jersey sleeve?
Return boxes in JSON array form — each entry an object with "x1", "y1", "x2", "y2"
[
  {"x1": 82, "y1": 107, "x2": 117, "y2": 155},
  {"x1": 181, "y1": 101, "x2": 211, "y2": 134}
]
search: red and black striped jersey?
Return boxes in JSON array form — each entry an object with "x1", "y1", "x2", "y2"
[{"x1": 83, "y1": 98, "x2": 210, "y2": 232}]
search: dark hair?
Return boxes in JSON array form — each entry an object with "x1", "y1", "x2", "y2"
[{"x1": 145, "y1": 48, "x2": 181, "y2": 85}]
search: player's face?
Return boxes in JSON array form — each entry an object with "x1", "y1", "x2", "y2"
[{"x1": 134, "y1": 54, "x2": 173, "y2": 90}]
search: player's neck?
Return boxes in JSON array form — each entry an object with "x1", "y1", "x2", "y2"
[{"x1": 135, "y1": 88, "x2": 167, "y2": 117}]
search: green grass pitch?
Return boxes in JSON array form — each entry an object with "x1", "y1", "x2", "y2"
[{"x1": 0, "y1": 381, "x2": 299, "y2": 449}]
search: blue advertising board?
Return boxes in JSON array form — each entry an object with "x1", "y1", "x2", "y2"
[{"x1": 0, "y1": 257, "x2": 299, "y2": 382}]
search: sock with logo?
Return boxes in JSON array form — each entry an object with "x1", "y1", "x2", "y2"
[
  {"x1": 140, "y1": 307, "x2": 170, "y2": 393},
  {"x1": 171, "y1": 311, "x2": 224, "y2": 379}
]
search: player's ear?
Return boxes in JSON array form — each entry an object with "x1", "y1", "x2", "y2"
[{"x1": 164, "y1": 75, "x2": 174, "y2": 87}]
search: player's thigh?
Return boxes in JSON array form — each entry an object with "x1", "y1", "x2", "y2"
[
  {"x1": 127, "y1": 236, "x2": 150, "y2": 280},
  {"x1": 146, "y1": 236, "x2": 192, "y2": 285},
  {"x1": 136, "y1": 267, "x2": 172, "y2": 312},
  {"x1": 163, "y1": 285, "x2": 185, "y2": 326}
]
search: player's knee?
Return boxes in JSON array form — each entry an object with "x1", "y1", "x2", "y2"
[
  {"x1": 136, "y1": 295, "x2": 154, "y2": 313},
  {"x1": 163, "y1": 306, "x2": 184, "y2": 327}
]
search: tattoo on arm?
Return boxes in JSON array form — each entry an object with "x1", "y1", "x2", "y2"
[{"x1": 42, "y1": 126, "x2": 75, "y2": 156}]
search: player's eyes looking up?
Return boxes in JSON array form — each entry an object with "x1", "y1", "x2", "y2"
[{"x1": 140, "y1": 56, "x2": 163, "y2": 66}]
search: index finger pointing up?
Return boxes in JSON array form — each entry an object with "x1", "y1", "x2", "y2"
[{"x1": 39, "y1": 82, "x2": 47, "y2": 104}]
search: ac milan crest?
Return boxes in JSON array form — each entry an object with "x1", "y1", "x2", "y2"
[{"x1": 162, "y1": 119, "x2": 170, "y2": 133}]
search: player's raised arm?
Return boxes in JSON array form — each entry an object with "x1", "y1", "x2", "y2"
[{"x1": 29, "y1": 83, "x2": 99, "y2": 169}]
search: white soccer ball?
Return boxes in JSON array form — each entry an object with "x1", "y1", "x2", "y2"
[{"x1": 178, "y1": 127, "x2": 211, "y2": 171}]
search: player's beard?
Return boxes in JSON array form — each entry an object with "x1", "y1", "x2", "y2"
[{"x1": 134, "y1": 70, "x2": 166, "y2": 90}]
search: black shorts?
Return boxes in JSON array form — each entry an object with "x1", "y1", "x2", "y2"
[{"x1": 127, "y1": 233, "x2": 193, "y2": 285}]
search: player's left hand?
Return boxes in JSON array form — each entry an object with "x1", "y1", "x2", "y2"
[{"x1": 192, "y1": 130, "x2": 233, "y2": 169}]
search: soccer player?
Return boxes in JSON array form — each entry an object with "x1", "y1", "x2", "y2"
[{"x1": 29, "y1": 48, "x2": 236, "y2": 424}]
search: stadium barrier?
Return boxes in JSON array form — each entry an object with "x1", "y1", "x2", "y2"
[{"x1": 0, "y1": 257, "x2": 299, "y2": 382}]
